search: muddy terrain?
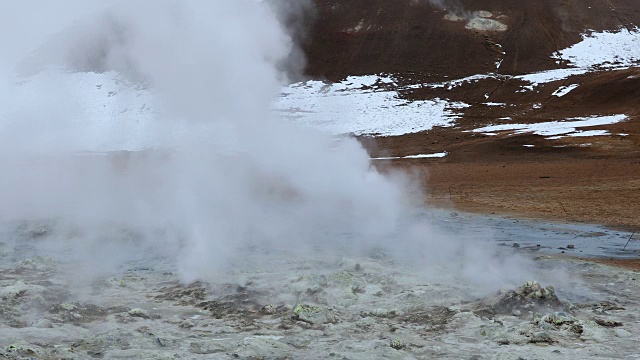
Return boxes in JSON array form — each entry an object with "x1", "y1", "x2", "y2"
[{"x1": 1, "y1": 214, "x2": 640, "y2": 359}]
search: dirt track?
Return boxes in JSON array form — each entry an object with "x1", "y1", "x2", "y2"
[{"x1": 305, "y1": 0, "x2": 640, "y2": 229}]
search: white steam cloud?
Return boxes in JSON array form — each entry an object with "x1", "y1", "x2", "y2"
[
  {"x1": 423, "y1": 0, "x2": 473, "y2": 19},
  {"x1": 0, "y1": 0, "x2": 550, "y2": 292}
]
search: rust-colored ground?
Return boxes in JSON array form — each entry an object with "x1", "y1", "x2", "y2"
[
  {"x1": 587, "y1": 258, "x2": 640, "y2": 271},
  {"x1": 366, "y1": 131, "x2": 640, "y2": 230}
]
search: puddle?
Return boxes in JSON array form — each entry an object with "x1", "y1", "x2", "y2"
[{"x1": 421, "y1": 208, "x2": 640, "y2": 258}]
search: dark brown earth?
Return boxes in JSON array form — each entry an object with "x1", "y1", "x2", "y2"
[
  {"x1": 304, "y1": 0, "x2": 640, "y2": 230},
  {"x1": 305, "y1": 0, "x2": 640, "y2": 80}
]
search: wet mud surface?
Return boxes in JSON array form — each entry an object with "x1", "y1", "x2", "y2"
[{"x1": 1, "y1": 213, "x2": 639, "y2": 359}]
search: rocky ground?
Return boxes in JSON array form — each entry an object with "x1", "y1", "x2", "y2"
[{"x1": 1, "y1": 216, "x2": 639, "y2": 359}]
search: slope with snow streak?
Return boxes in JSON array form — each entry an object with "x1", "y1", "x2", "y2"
[
  {"x1": 3, "y1": 28, "x2": 637, "y2": 152},
  {"x1": 371, "y1": 152, "x2": 448, "y2": 160},
  {"x1": 513, "y1": 27, "x2": 639, "y2": 91},
  {"x1": 414, "y1": 28, "x2": 639, "y2": 95},
  {"x1": 469, "y1": 115, "x2": 628, "y2": 139},
  {"x1": 2, "y1": 71, "x2": 471, "y2": 150},
  {"x1": 552, "y1": 27, "x2": 640, "y2": 68},
  {"x1": 274, "y1": 75, "x2": 469, "y2": 136}
]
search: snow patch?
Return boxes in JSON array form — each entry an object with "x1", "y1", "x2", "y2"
[
  {"x1": 552, "y1": 84, "x2": 579, "y2": 97},
  {"x1": 546, "y1": 130, "x2": 610, "y2": 140},
  {"x1": 468, "y1": 114, "x2": 627, "y2": 139},
  {"x1": 371, "y1": 152, "x2": 448, "y2": 160},
  {"x1": 416, "y1": 74, "x2": 505, "y2": 91},
  {"x1": 552, "y1": 27, "x2": 640, "y2": 68},
  {"x1": 275, "y1": 75, "x2": 469, "y2": 137},
  {"x1": 516, "y1": 68, "x2": 589, "y2": 87}
]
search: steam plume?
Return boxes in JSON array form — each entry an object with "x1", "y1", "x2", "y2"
[
  {"x1": 424, "y1": 0, "x2": 472, "y2": 18},
  {"x1": 0, "y1": 0, "x2": 412, "y2": 283},
  {"x1": 0, "y1": 0, "x2": 549, "y2": 292}
]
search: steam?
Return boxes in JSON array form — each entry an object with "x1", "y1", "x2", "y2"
[
  {"x1": 0, "y1": 0, "x2": 548, "y2": 292},
  {"x1": 424, "y1": 0, "x2": 476, "y2": 19},
  {"x1": 425, "y1": 0, "x2": 466, "y2": 16}
]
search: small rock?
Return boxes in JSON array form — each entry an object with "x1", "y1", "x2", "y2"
[
  {"x1": 180, "y1": 319, "x2": 196, "y2": 328},
  {"x1": 594, "y1": 318, "x2": 623, "y2": 327},
  {"x1": 190, "y1": 342, "x2": 225, "y2": 355},
  {"x1": 570, "y1": 324, "x2": 584, "y2": 334},
  {"x1": 614, "y1": 328, "x2": 632, "y2": 338},
  {"x1": 535, "y1": 312, "x2": 576, "y2": 326},
  {"x1": 156, "y1": 337, "x2": 168, "y2": 347},
  {"x1": 292, "y1": 304, "x2": 337, "y2": 324},
  {"x1": 105, "y1": 277, "x2": 126, "y2": 287},
  {"x1": 480, "y1": 281, "x2": 562, "y2": 315},
  {"x1": 390, "y1": 338, "x2": 406, "y2": 350},
  {"x1": 236, "y1": 337, "x2": 291, "y2": 359},
  {"x1": 128, "y1": 308, "x2": 150, "y2": 319},
  {"x1": 31, "y1": 319, "x2": 54, "y2": 328},
  {"x1": 370, "y1": 308, "x2": 399, "y2": 318},
  {"x1": 538, "y1": 322, "x2": 554, "y2": 331},
  {"x1": 528, "y1": 331, "x2": 553, "y2": 344},
  {"x1": 260, "y1": 304, "x2": 277, "y2": 315},
  {"x1": 59, "y1": 303, "x2": 77, "y2": 311}
]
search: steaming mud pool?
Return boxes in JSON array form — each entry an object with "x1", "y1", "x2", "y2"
[{"x1": 1, "y1": 210, "x2": 639, "y2": 359}]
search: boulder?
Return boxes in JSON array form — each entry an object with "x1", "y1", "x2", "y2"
[
  {"x1": 292, "y1": 304, "x2": 337, "y2": 324},
  {"x1": 478, "y1": 281, "x2": 564, "y2": 316}
]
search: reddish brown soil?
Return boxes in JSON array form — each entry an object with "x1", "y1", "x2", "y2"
[
  {"x1": 587, "y1": 258, "x2": 640, "y2": 271},
  {"x1": 361, "y1": 112, "x2": 640, "y2": 229},
  {"x1": 305, "y1": 0, "x2": 640, "y2": 230},
  {"x1": 367, "y1": 143, "x2": 640, "y2": 229}
]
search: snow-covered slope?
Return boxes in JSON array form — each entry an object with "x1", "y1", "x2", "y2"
[{"x1": 274, "y1": 75, "x2": 469, "y2": 136}]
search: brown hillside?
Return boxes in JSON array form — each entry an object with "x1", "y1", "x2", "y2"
[
  {"x1": 305, "y1": 0, "x2": 640, "y2": 79},
  {"x1": 303, "y1": 0, "x2": 640, "y2": 229}
]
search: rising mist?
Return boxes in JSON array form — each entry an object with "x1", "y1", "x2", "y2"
[{"x1": 0, "y1": 0, "x2": 550, "y2": 292}]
